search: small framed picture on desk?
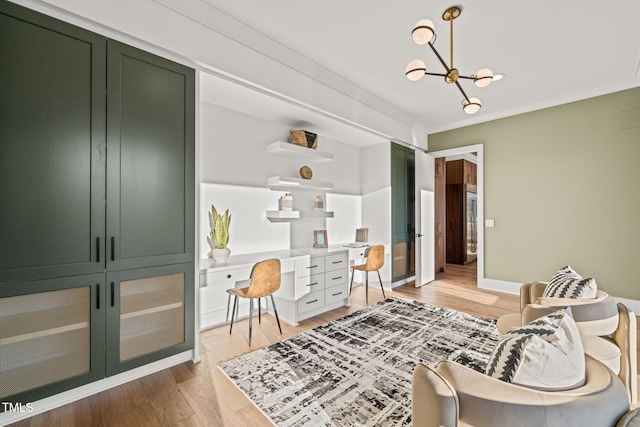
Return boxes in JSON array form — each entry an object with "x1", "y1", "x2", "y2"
[{"x1": 313, "y1": 230, "x2": 328, "y2": 248}]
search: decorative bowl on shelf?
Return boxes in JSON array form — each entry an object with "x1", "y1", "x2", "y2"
[{"x1": 289, "y1": 130, "x2": 318, "y2": 149}]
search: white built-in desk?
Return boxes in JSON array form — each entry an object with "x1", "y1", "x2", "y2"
[{"x1": 198, "y1": 247, "x2": 358, "y2": 329}]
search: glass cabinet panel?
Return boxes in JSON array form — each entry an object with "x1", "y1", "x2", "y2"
[
  {"x1": 119, "y1": 273, "x2": 184, "y2": 362},
  {"x1": 0, "y1": 287, "x2": 90, "y2": 399}
]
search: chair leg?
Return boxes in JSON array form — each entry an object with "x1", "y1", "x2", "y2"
[
  {"x1": 270, "y1": 294, "x2": 283, "y2": 334},
  {"x1": 258, "y1": 297, "x2": 261, "y2": 324},
  {"x1": 249, "y1": 298, "x2": 254, "y2": 346},
  {"x1": 229, "y1": 295, "x2": 238, "y2": 334},
  {"x1": 225, "y1": 292, "x2": 231, "y2": 322},
  {"x1": 349, "y1": 268, "x2": 355, "y2": 295},
  {"x1": 366, "y1": 271, "x2": 369, "y2": 304},
  {"x1": 377, "y1": 270, "x2": 386, "y2": 299}
]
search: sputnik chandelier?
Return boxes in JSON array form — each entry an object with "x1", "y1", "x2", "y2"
[{"x1": 405, "y1": 6, "x2": 496, "y2": 114}]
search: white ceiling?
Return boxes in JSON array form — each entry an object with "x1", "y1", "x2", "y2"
[{"x1": 198, "y1": 0, "x2": 640, "y2": 135}]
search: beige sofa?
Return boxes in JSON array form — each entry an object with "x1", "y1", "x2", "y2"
[
  {"x1": 496, "y1": 281, "x2": 637, "y2": 404},
  {"x1": 412, "y1": 355, "x2": 631, "y2": 427}
]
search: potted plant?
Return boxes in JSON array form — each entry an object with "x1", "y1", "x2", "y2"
[{"x1": 207, "y1": 204, "x2": 231, "y2": 262}]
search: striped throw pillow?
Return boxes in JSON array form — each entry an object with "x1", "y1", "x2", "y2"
[{"x1": 542, "y1": 265, "x2": 597, "y2": 299}]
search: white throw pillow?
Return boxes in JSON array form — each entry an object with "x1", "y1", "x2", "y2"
[
  {"x1": 485, "y1": 308, "x2": 585, "y2": 391},
  {"x1": 542, "y1": 265, "x2": 597, "y2": 299}
]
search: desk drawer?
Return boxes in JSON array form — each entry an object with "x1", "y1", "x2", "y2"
[
  {"x1": 297, "y1": 290, "x2": 325, "y2": 314},
  {"x1": 297, "y1": 273, "x2": 325, "y2": 296},
  {"x1": 325, "y1": 268, "x2": 347, "y2": 287},
  {"x1": 325, "y1": 253, "x2": 348, "y2": 272},
  {"x1": 325, "y1": 283, "x2": 349, "y2": 305},
  {"x1": 296, "y1": 256, "x2": 324, "y2": 278},
  {"x1": 204, "y1": 267, "x2": 253, "y2": 288}
]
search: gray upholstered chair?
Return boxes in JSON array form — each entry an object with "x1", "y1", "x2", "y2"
[
  {"x1": 496, "y1": 281, "x2": 637, "y2": 404},
  {"x1": 412, "y1": 355, "x2": 632, "y2": 427}
]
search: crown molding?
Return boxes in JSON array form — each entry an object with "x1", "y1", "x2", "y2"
[{"x1": 428, "y1": 77, "x2": 640, "y2": 134}]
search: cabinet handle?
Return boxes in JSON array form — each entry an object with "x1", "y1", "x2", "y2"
[
  {"x1": 307, "y1": 265, "x2": 318, "y2": 269},
  {"x1": 111, "y1": 237, "x2": 115, "y2": 261},
  {"x1": 306, "y1": 299, "x2": 318, "y2": 304},
  {"x1": 96, "y1": 237, "x2": 100, "y2": 262},
  {"x1": 332, "y1": 260, "x2": 342, "y2": 264},
  {"x1": 306, "y1": 282, "x2": 318, "y2": 287},
  {"x1": 332, "y1": 292, "x2": 342, "y2": 297},
  {"x1": 110, "y1": 282, "x2": 114, "y2": 307},
  {"x1": 97, "y1": 283, "x2": 100, "y2": 309},
  {"x1": 332, "y1": 276, "x2": 342, "y2": 280}
]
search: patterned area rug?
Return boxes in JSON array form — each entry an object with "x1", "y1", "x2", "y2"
[{"x1": 218, "y1": 297, "x2": 499, "y2": 426}]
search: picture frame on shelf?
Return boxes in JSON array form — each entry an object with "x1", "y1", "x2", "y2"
[{"x1": 313, "y1": 230, "x2": 328, "y2": 248}]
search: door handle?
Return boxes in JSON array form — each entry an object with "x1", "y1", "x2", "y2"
[
  {"x1": 96, "y1": 283, "x2": 100, "y2": 309},
  {"x1": 111, "y1": 237, "x2": 115, "y2": 261},
  {"x1": 415, "y1": 233, "x2": 424, "y2": 238},
  {"x1": 96, "y1": 237, "x2": 100, "y2": 262},
  {"x1": 110, "y1": 282, "x2": 115, "y2": 307}
]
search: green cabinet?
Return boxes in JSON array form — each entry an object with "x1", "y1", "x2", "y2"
[
  {"x1": 106, "y1": 41, "x2": 195, "y2": 271},
  {"x1": 0, "y1": 0, "x2": 195, "y2": 407},
  {"x1": 0, "y1": 1, "x2": 106, "y2": 284},
  {"x1": 0, "y1": 275, "x2": 106, "y2": 405},
  {"x1": 106, "y1": 263, "x2": 194, "y2": 376}
]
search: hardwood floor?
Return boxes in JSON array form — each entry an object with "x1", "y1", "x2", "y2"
[{"x1": 6, "y1": 265, "x2": 635, "y2": 426}]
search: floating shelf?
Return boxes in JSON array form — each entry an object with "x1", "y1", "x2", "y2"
[
  {"x1": 266, "y1": 176, "x2": 334, "y2": 191},
  {"x1": 266, "y1": 141, "x2": 334, "y2": 163},
  {"x1": 266, "y1": 210, "x2": 334, "y2": 222}
]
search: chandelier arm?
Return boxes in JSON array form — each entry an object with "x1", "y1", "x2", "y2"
[
  {"x1": 425, "y1": 72, "x2": 449, "y2": 78},
  {"x1": 456, "y1": 75, "x2": 475, "y2": 80},
  {"x1": 454, "y1": 80, "x2": 471, "y2": 102},
  {"x1": 428, "y1": 42, "x2": 452, "y2": 74}
]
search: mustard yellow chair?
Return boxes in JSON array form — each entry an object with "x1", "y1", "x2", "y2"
[
  {"x1": 228, "y1": 258, "x2": 282, "y2": 346},
  {"x1": 349, "y1": 245, "x2": 385, "y2": 304}
]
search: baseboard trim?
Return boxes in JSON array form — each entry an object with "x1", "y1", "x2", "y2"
[
  {"x1": 478, "y1": 278, "x2": 521, "y2": 295},
  {"x1": 0, "y1": 350, "x2": 195, "y2": 426}
]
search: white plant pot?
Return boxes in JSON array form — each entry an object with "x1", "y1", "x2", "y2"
[{"x1": 211, "y1": 248, "x2": 231, "y2": 263}]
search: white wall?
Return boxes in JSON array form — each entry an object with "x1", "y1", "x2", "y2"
[{"x1": 199, "y1": 101, "x2": 378, "y2": 253}]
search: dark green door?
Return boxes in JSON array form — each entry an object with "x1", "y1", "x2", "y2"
[
  {"x1": 0, "y1": 1, "x2": 106, "y2": 284},
  {"x1": 391, "y1": 143, "x2": 416, "y2": 282},
  {"x1": 106, "y1": 40, "x2": 195, "y2": 272},
  {"x1": 105, "y1": 263, "x2": 194, "y2": 376},
  {"x1": 0, "y1": 274, "x2": 106, "y2": 407}
]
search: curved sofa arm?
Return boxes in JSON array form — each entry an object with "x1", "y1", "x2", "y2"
[
  {"x1": 614, "y1": 303, "x2": 637, "y2": 404},
  {"x1": 430, "y1": 357, "x2": 629, "y2": 427},
  {"x1": 412, "y1": 363, "x2": 458, "y2": 427}
]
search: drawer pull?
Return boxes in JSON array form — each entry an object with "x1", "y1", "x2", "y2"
[
  {"x1": 332, "y1": 292, "x2": 343, "y2": 297},
  {"x1": 307, "y1": 282, "x2": 318, "y2": 287},
  {"x1": 306, "y1": 299, "x2": 318, "y2": 304},
  {"x1": 332, "y1": 276, "x2": 343, "y2": 280},
  {"x1": 307, "y1": 265, "x2": 318, "y2": 269},
  {"x1": 227, "y1": 274, "x2": 231, "y2": 279},
  {"x1": 332, "y1": 260, "x2": 342, "y2": 264}
]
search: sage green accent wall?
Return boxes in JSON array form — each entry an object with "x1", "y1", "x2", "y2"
[{"x1": 429, "y1": 87, "x2": 640, "y2": 299}]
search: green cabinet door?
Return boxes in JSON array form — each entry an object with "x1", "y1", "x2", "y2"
[
  {"x1": 105, "y1": 263, "x2": 194, "y2": 377},
  {"x1": 0, "y1": 274, "x2": 106, "y2": 407},
  {"x1": 0, "y1": 1, "x2": 106, "y2": 284},
  {"x1": 106, "y1": 41, "x2": 195, "y2": 272},
  {"x1": 391, "y1": 143, "x2": 416, "y2": 282}
]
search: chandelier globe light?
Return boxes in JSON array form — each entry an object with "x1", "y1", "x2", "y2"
[{"x1": 405, "y1": 6, "x2": 496, "y2": 114}]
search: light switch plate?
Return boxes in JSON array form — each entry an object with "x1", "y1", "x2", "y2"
[{"x1": 485, "y1": 219, "x2": 495, "y2": 228}]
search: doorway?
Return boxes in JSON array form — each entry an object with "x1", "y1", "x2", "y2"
[{"x1": 428, "y1": 144, "x2": 484, "y2": 286}]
